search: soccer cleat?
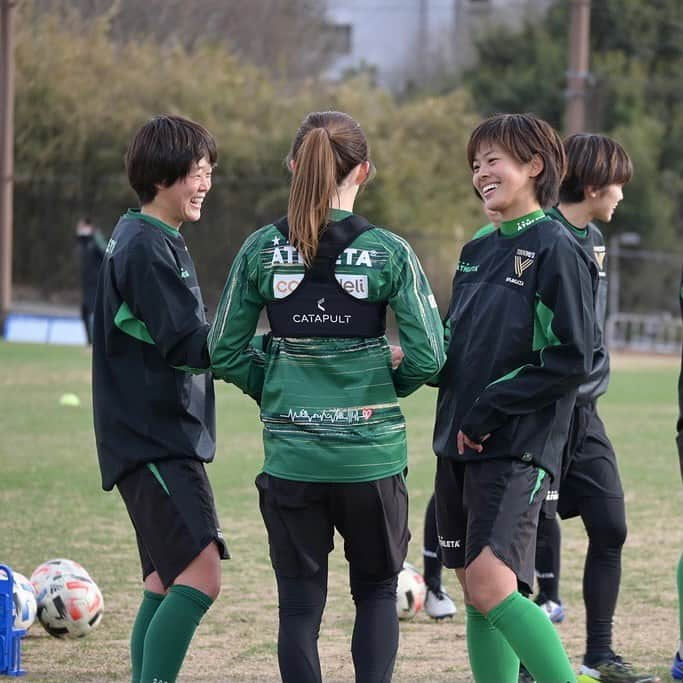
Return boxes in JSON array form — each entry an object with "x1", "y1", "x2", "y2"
[
  {"x1": 537, "y1": 598, "x2": 565, "y2": 623},
  {"x1": 424, "y1": 587, "x2": 456, "y2": 619},
  {"x1": 672, "y1": 652, "x2": 683, "y2": 680},
  {"x1": 577, "y1": 653, "x2": 660, "y2": 683}
]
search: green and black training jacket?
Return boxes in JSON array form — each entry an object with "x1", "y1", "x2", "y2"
[
  {"x1": 432, "y1": 210, "x2": 596, "y2": 481},
  {"x1": 92, "y1": 210, "x2": 215, "y2": 491},
  {"x1": 208, "y1": 209, "x2": 445, "y2": 483},
  {"x1": 547, "y1": 206, "x2": 608, "y2": 406}
]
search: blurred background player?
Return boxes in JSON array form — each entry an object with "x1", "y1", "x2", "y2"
[
  {"x1": 75, "y1": 216, "x2": 106, "y2": 345},
  {"x1": 209, "y1": 110, "x2": 445, "y2": 683},
  {"x1": 530, "y1": 133, "x2": 658, "y2": 683},
  {"x1": 92, "y1": 114, "x2": 228, "y2": 683}
]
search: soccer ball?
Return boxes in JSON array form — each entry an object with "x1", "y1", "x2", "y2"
[
  {"x1": 12, "y1": 571, "x2": 38, "y2": 630},
  {"x1": 37, "y1": 572, "x2": 103, "y2": 639},
  {"x1": 30, "y1": 558, "x2": 91, "y2": 604},
  {"x1": 396, "y1": 562, "x2": 427, "y2": 620},
  {"x1": 0, "y1": 568, "x2": 38, "y2": 630}
]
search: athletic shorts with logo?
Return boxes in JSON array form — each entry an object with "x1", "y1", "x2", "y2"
[
  {"x1": 255, "y1": 472, "x2": 409, "y2": 580},
  {"x1": 434, "y1": 457, "x2": 550, "y2": 594},
  {"x1": 543, "y1": 401, "x2": 623, "y2": 520},
  {"x1": 117, "y1": 458, "x2": 229, "y2": 588}
]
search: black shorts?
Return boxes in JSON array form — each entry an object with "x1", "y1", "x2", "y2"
[
  {"x1": 117, "y1": 459, "x2": 229, "y2": 588},
  {"x1": 550, "y1": 402, "x2": 624, "y2": 520},
  {"x1": 255, "y1": 472, "x2": 409, "y2": 580},
  {"x1": 434, "y1": 457, "x2": 549, "y2": 594}
]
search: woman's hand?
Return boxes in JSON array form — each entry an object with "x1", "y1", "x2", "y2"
[
  {"x1": 457, "y1": 430, "x2": 490, "y2": 455},
  {"x1": 390, "y1": 345, "x2": 405, "y2": 369}
]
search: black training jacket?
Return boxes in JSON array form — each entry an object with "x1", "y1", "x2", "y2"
[
  {"x1": 547, "y1": 207, "x2": 608, "y2": 405},
  {"x1": 92, "y1": 210, "x2": 215, "y2": 491},
  {"x1": 433, "y1": 213, "x2": 595, "y2": 481}
]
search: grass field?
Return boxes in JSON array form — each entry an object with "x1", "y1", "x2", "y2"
[{"x1": 0, "y1": 341, "x2": 680, "y2": 682}]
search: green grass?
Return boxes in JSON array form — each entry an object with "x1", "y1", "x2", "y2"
[{"x1": 0, "y1": 342, "x2": 680, "y2": 682}]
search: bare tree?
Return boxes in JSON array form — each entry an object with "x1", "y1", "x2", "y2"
[{"x1": 31, "y1": 0, "x2": 339, "y2": 80}]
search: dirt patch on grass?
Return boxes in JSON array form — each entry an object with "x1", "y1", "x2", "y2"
[{"x1": 610, "y1": 350, "x2": 680, "y2": 369}]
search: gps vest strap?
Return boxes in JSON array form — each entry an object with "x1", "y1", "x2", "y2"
[{"x1": 266, "y1": 215, "x2": 387, "y2": 338}]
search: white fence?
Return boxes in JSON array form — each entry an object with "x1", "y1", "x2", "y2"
[{"x1": 606, "y1": 313, "x2": 683, "y2": 354}]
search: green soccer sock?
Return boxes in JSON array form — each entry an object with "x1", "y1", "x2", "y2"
[
  {"x1": 140, "y1": 584, "x2": 213, "y2": 683},
  {"x1": 486, "y1": 592, "x2": 576, "y2": 683},
  {"x1": 678, "y1": 551, "x2": 683, "y2": 657},
  {"x1": 131, "y1": 590, "x2": 165, "y2": 683},
  {"x1": 466, "y1": 604, "x2": 520, "y2": 683}
]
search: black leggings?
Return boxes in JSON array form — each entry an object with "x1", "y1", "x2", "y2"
[
  {"x1": 276, "y1": 563, "x2": 399, "y2": 683},
  {"x1": 581, "y1": 496, "x2": 627, "y2": 662},
  {"x1": 536, "y1": 496, "x2": 626, "y2": 662}
]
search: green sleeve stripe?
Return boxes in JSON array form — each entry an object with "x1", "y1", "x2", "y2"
[
  {"x1": 114, "y1": 303, "x2": 204, "y2": 373},
  {"x1": 533, "y1": 297, "x2": 561, "y2": 352},
  {"x1": 147, "y1": 463, "x2": 170, "y2": 495},
  {"x1": 114, "y1": 302, "x2": 154, "y2": 344},
  {"x1": 529, "y1": 468, "x2": 546, "y2": 504},
  {"x1": 208, "y1": 229, "x2": 262, "y2": 353},
  {"x1": 486, "y1": 296, "x2": 561, "y2": 388},
  {"x1": 384, "y1": 230, "x2": 443, "y2": 358},
  {"x1": 488, "y1": 363, "x2": 528, "y2": 386}
]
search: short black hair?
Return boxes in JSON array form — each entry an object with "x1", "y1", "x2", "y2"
[
  {"x1": 559, "y1": 134, "x2": 633, "y2": 203},
  {"x1": 467, "y1": 113, "x2": 566, "y2": 209},
  {"x1": 125, "y1": 114, "x2": 218, "y2": 205}
]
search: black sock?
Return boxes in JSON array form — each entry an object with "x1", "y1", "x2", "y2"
[
  {"x1": 422, "y1": 494, "x2": 442, "y2": 592},
  {"x1": 535, "y1": 514, "x2": 561, "y2": 603}
]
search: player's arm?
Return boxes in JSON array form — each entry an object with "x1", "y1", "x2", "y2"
[
  {"x1": 425, "y1": 306, "x2": 452, "y2": 388},
  {"x1": 461, "y1": 238, "x2": 595, "y2": 442},
  {"x1": 119, "y1": 235, "x2": 210, "y2": 369},
  {"x1": 208, "y1": 231, "x2": 267, "y2": 403},
  {"x1": 576, "y1": 227, "x2": 609, "y2": 403},
  {"x1": 388, "y1": 238, "x2": 446, "y2": 397}
]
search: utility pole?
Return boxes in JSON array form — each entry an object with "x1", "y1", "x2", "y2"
[
  {"x1": 0, "y1": 0, "x2": 16, "y2": 331},
  {"x1": 417, "y1": 0, "x2": 428, "y2": 82},
  {"x1": 565, "y1": 0, "x2": 591, "y2": 135}
]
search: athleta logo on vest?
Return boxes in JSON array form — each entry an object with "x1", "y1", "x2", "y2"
[{"x1": 266, "y1": 215, "x2": 387, "y2": 338}]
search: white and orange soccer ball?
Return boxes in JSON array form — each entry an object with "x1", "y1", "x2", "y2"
[
  {"x1": 395, "y1": 562, "x2": 427, "y2": 620},
  {"x1": 35, "y1": 566, "x2": 103, "y2": 639},
  {"x1": 30, "y1": 558, "x2": 91, "y2": 603}
]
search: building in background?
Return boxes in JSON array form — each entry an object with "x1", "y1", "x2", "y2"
[{"x1": 326, "y1": 0, "x2": 553, "y2": 91}]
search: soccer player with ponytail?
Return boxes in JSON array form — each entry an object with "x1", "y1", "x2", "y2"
[{"x1": 210, "y1": 110, "x2": 445, "y2": 683}]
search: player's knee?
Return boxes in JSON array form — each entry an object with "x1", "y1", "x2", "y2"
[
  {"x1": 205, "y1": 576, "x2": 221, "y2": 601},
  {"x1": 466, "y1": 575, "x2": 510, "y2": 614},
  {"x1": 350, "y1": 574, "x2": 398, "y2": 604},
  {"x1": 584, "y1": 499, "x2": 627, "y2": 548},
  {"x1": 467, "y1": 587, "x2": 499, "y2": 615},
  {"x1": 589, "y1": 519, "x2": 626, "y2": 549}
]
